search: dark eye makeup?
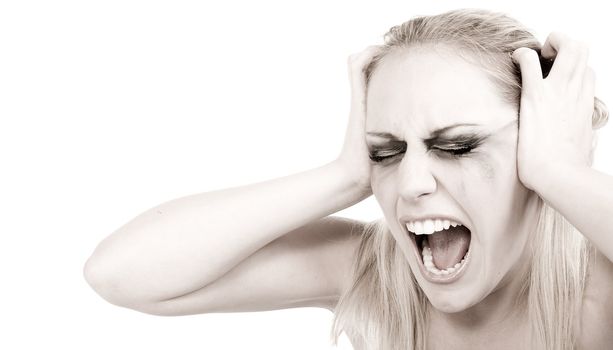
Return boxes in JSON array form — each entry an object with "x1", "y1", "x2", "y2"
[
  {"x1": 368, "y1": 140, "x2": 406, "y2": 163},
  {"x1": 368, "y1": 134, "x2": 486, "y2": 164},
  {"x1": 426, "y1": 133, "x2": 486, "y2": 159}
]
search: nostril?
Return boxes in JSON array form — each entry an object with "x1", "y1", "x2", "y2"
[
  {"x1": 399, "y1": 168, "x2": 437, "y2": 201},
  {"x1": 404, "y1": 187, "x2": 436, "y2": 202}
]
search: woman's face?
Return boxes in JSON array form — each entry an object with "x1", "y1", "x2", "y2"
[{"x1": 365, "y1": 46, "x2": 541, "y2": 313}]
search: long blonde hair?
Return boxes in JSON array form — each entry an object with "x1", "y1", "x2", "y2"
[{"x1": 330, "y1": 8, "x2": 608, "y2": 349}]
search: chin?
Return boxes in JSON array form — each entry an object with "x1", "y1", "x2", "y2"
[{"x1": 422, "y1": 286, "x2": 483, "y2": 314}]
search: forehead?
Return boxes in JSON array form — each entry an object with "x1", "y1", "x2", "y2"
[{"x1": 365, "y1": 46, "x2": 515, "y2": 134}]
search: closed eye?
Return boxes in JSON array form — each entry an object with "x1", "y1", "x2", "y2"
[
  {"x1": 369, "y1": 150, "x2": 404, "y2": 163},
  {"x1": 431, "y1": 145, "x2": 475, "y2": 156},
  {"x1": 368, "y1": 141, "x2": 406, "y2": 163},
  {"x1": 426, "y1": 133, "x2": 486, "y2": 157},
  {"x1": 367, "y1": 129, "x2": 491, "y2": 164},
  {"x1": 369, "y1": 145, "x2": 476, "y2": 163},
  {"x1": 367, "y1": 132, "x2": 487, "y2": 164}
]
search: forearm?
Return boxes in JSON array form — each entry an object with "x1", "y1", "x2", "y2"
[
  {"x1": 84, "y1": 160, "x2": 369, "y2": 305},
  {"x1": 531, "y1": 165, "x2": 613, "y2": 262}
]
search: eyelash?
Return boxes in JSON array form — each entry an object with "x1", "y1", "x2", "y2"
[{"x1": 369, "y1": 144, "x2": 476, "y2": 163}]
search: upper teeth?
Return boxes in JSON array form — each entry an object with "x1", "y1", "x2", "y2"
[{"x1": 406, "y1": 219, "x2": 462, "y2": 235}]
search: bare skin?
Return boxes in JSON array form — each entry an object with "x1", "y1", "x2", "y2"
[{"x1": 83, "y1": 35, "x2": 613, "y2": 349}]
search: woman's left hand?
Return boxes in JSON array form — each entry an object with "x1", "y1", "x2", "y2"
[{"x1": 512, "y1": 32, "x2": 595, "y2": 192}]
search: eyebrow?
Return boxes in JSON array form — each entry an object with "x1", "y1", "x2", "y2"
[{"x1": 366, "y1": 123, "x2": 481, "y2": 141}]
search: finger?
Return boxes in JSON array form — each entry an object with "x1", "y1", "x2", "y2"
[
  {"x1": 581, "y1": 66, "x2": 595, "y2": 100},
  {"x1": 540, "y1": 31, "x2": 567, "y2": 59},
  {"x1": 512, "y1": 47, "x2": 544, "y2": 97},
  {"x1": 348, "y1": 45, "x2": 384, "y2": 101},
  {"x1": 570, "y1": 41, "x2": 590, "y2": 86},
  {"x1": 347, "y1": 46, "x2": 381, "y2": 86},
  {"x1": 348, "y1": 45, "x2": 384, "y2": 74},
  {"x1": 541, "y1": 32, "x2": 589, "y2": 82}
]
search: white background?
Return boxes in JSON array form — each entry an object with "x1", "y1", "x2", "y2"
[{"x1": 1, "y1": 0, "x2": 611, "y2": 349}]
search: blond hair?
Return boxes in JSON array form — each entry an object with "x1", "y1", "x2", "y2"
[{"x1": 330, "y1": 8, "x2": 608, "y2": 349}]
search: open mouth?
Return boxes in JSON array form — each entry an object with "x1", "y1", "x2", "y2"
[{"x1": 404, "y1": 218, "x2": 472, "y2": 283}]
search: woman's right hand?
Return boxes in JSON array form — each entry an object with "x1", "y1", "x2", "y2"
[{"x1": 335, "y1": 45, "x2": 384, "y2": 197}]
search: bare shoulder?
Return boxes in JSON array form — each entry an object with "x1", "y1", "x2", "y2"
[{"x1": 576, "y1": 247, "x2": 613, "y2": 348}]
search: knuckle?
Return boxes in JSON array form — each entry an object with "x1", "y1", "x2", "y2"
[
  {"x1": 348, "y1": 45, "x2": 383, "y2": 71},
  {"x1": 513, "y1": 47, "x2": 526, "y2": 58},
  {"x1": 546, "y1": 31, "x2": 558, "y2": 43},
  {"x1": 525, "y1": 48, "x2": 538, "y2": 58},
  {"x1": 548, "y1": 31, "x2": 567, "y2": 41},
  {"x1": 514, "y1": 47, "x2": 536, "y2": 62}
]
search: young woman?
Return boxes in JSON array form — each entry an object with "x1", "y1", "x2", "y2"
[{"x1": 84, "y1": 9, "x2": 613, "y2": 349}]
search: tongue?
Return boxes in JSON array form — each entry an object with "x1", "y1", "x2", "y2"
[{"x1": 428, "y1": 225, "x2": 471, "y2": 270}]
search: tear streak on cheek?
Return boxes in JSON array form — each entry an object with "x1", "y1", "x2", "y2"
[
  {"x1": 464, "y1": 153, "x2": 495, "y2": 181},
  {"x1": 454, "y1": 158, "x2": 495, "y2": 206},
  {"x1": 456, "y1": 157, "x2": 495, "y2": 190},
  {"x1": 477, "y1": 157, "x2": 495, "y2": 180}
]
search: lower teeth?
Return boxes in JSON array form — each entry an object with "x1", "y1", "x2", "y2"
[{"x1": 421, "y1": 242, "x2": 468, "y2": 276}]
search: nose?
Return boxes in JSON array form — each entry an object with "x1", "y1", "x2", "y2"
[{"x1": 398, "y1": 151, "x2": 437, "y2": 201}]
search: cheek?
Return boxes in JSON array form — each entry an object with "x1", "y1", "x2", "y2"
[
  {"x1": 475, "y1": 157, "x2": 496, "y2": 180},
  {"x1": 461, "y1": 151, "x2": 499, "y2": 181},
  {"x1": 371, "y1": 166, "x2": 396, "y2": 194},
  {"x1": 371, "y1": 169, "x2": 412, "y2": 243},
  {"x1": 371, "y1": 170, "x2": 398, "y2": 214},
  {"x1": 450, "y1": 156, "x2": 521, "y2": 249},
  {"x1": 466, "y1": 158, "x2": 529, "y2": 257},
  {"x1": 442, "y1": 155, "x2": 497, "y2": 200}
]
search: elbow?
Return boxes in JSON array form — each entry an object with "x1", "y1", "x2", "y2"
[
  {"x1": 83, "y1": 256, "x2": 169, "y2": 315},
  {"x1": 83, "y1": 234, "x2": 144, "y2": 308},
  {"x1": 83, "y1": 256, "x2": 128, "y2": 307}
]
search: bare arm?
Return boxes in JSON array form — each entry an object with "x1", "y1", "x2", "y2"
[
  {"x1": 83, "y1": 160, "x2": 370, "y2": 309},
  {"x1": 513, "y1": 34, "x2": 613, "y2": 262},
  {"x1": 84, "y1": 45, "x2": 383, "y2": 315},
  {"x1": 531, "y1": 165, "x2": 613, "y2": 262},
  {"x1": 134, "y1": 215, "x2": 365, "y2": 316}
]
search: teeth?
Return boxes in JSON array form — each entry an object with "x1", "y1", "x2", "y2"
[
  {"x1": 434, "y1": 219, "x2": 443, "y2": 232},
  {"x1": 424, "y1": 219, "x2": 435, "y2": 235},
  {"x1": 420, "y1": 244, "x2": 467, "y2": 276},
  {"x1": 407, "y1": 221, "x2": 415, "y2": 233},
  {"x1": 414, "y1": 221, "x2": 424, "y2": 235},
  {"x1": 406, "y1": 218, "x2": 463, "y2": 235}
]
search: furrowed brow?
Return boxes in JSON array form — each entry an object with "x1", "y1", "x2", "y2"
[
  {"x1": 427, "y1": 123, "x2": 481, "y2": 138},
  {"x1": 366, "y1": 131, "x2": 402, "y2": 141},
  {"x1": 366, "y1": 123, "x2": 481, "y2": 142},
  {"x1": 424, "y1": 124, "x2": 487, "y2": 148}
]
